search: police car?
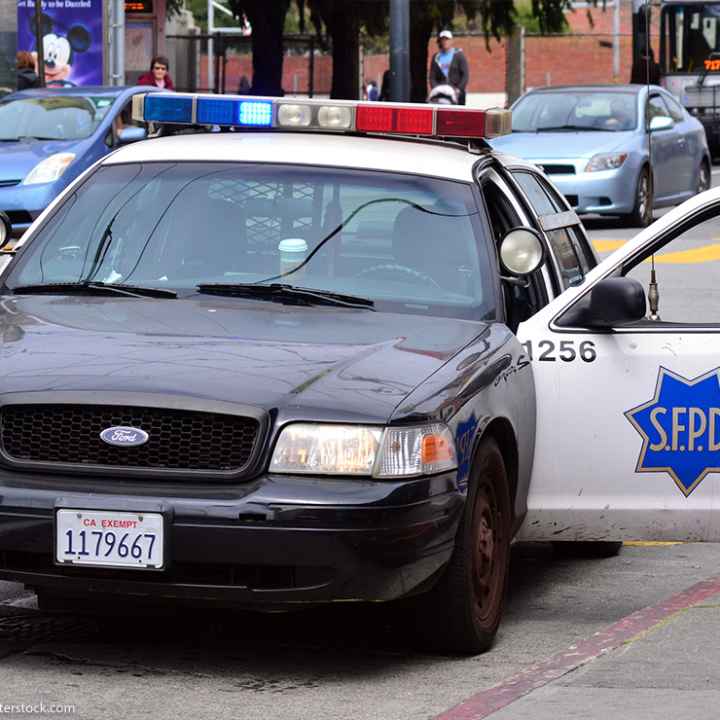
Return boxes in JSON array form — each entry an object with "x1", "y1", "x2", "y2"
[{"x1": 0, "y1": 93, "x2": 625, "y2": 656}]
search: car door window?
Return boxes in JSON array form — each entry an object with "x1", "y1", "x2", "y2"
[
  {"x1": 625, "y1": 212, "x2": 720, "y2": 325},
  {"x1": 647, "y1": 95, "x2": 673, "y2": 126},
  {"x1": 480, "y1": 171, "x2": 549, "y2": 330},
  {"x1": 512, "y1": 170, "x2": 591, "y2": 290},
  {"x1": 663, "y1": 93, "x2": 686, "y2": 123}
]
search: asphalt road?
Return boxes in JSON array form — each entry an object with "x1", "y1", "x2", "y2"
[{"x1": 2, "y1": 178, "x2": 720, "y2": 719}]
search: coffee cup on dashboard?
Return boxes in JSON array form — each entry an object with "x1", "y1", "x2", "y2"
[{"x1": 278, "y1": 238, "x2": 308, "y2": 277}]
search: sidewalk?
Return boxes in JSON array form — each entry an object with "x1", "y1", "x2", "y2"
[{"x1": 437, "y1": 570, "x2": 720, "y2": 720}]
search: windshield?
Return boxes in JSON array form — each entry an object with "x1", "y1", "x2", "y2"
[
  {"x1": 512, "y1": 91, "x2": 638, "y2": 132},
  {"x1": 5, "y1": 162, "x2": 494, "y2": 321},
  {"x1": 0, "y1": 95, "x2": 117, "y2": 141},
  {"x1": 662, "y1": 3, "x2": 720, "y2": 74}
]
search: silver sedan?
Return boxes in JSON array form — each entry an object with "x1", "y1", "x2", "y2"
[{"x1": 491, "y1": 84, "x2": 711, "y2": 226}]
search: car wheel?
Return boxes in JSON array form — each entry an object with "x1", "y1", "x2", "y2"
[
  {"x1": 624, "y1": 166, "x2": 653, "y2": 228},
  {"x1": 697, "y1": 159, "x2": 711, "y2": 195},
  {"x1": 552, "y1": 541, "x2": 623, "y2": 559},
  {"x1": 412, "y1": 436, "x2": 511, "y2": 655}
]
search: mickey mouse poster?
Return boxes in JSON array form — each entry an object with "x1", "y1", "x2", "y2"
[{"x1": 16, "y1": 1, "x2": 103, "y2": 87}]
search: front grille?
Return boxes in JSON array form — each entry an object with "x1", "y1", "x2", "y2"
[
  {"x1": 0, "y1": 404, "x2": 259, "y2": 474},
  {"x1": 540, "y1": 164, "x2": 576, "y2": 175},
  {"x1": 0, "y1": 180, "x2": 21, "y2": 188}
]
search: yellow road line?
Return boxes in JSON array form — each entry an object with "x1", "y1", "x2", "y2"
[
  {"x1": 592, "y1": 239, "x2": 720, "y2": 263},
  {"x1": 623, "y1": 540, "x2": 684, "y2": 547},
  {"x1": 593, "y1": 239, "x2": 626, "y2": 252}
]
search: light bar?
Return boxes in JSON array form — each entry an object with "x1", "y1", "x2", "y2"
[{"x1": 132, "y1": 93, "x2": 512, "y2": 142}]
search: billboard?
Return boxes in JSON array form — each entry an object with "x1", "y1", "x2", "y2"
[{"x1": 16, "y1": 0, "x2": 103, "y2": 87}]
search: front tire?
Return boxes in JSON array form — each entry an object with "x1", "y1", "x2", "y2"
[
  {"x1": 697, "y1": 159, "x2": 711, "y2": 195},
  {"x1": 412, "y1": 436, "x2": 511, "y2": 655},
  {"x1": 624, "y1": 166, "x2": 653, "y2": 227}
]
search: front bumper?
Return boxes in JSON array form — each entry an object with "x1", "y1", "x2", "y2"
[
  {"x1": 0, "y1": 471, "x2": 463, "y2": 606},
  {"x1": 0, "y1": 183, "x2": 59, "y2": 235},
  {"x1": 539, "y1": 162, "x2": 637, "y2": 215}
]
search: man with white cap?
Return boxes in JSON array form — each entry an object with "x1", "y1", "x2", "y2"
[{"x1": 429, "y1": 30, "x2": 469, "y2": 105}]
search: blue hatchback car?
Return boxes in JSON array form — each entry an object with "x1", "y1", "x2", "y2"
[
  {"x1": 491, "y1": 84, "x2": 712, "y2": 227},
  {"x1": 0, "y1": 86, "x2": 155, "y2": 236}
]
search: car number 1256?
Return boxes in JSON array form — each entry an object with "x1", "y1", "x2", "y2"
[{"x1": 55, "y1": 509, "x2": 164, "y2": 570}]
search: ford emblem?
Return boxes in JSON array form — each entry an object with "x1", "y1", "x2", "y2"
[{"x1": 100, "y1": 426, "x2": 149, "y2": 447}]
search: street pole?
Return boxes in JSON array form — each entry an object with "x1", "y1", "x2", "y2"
[
  {"x1": 208, "y1": 0, "x2": 215, "y2": 92},
  {"x1": 33, "y1": 0, "x2": 45, "y2": 88},
  {"x1": 612, "y1": 0, "x2": 620, "y2": 79},
  {"x1": 389, "y1": 0, "x2": 409, "y2": 102},
  {"x1": 110, "y1": 0, "x2": 125, "y2": 86}
]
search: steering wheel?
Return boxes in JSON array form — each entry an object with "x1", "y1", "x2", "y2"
[{"x1": 356, "y1": 263, "x2": 441, "y2": 289}]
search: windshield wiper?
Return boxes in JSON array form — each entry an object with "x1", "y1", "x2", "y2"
[
  {"x1": 536, "y1": 125, "x2": 597, "y2": 132},
  {"x1": 196, "y1": 282, "x2": 375, "y2": 310},
  {"x1": 8, "y1": 281, "x2": 177, "y2": 299}
]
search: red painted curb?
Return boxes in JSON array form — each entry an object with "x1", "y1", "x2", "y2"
[{"x1": 435, "y1": 575, "x2": 720, "y2": 720}]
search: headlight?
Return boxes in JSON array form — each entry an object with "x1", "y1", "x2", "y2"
[
  {"x1": 23, "y1": 153, "x2": 75, "y2": 185},
  {"x1": 269, "y1": 422, "x2": 458, "y2": 478},
  {"x1": 585, "y1": 152, "x2": 628, "y2": 173}
]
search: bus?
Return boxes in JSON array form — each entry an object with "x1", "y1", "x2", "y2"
[{"x1": 637, "y1": 0, "x2": 720, "y2": 153}]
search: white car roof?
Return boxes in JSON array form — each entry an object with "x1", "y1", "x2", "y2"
[{"x1": 104, "y1": 132, "x2": 483, "y2": 182}]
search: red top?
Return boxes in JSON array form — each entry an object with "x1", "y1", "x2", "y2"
[{"x1": 137, "y1": 72, "x2": 175, "y2": 91}]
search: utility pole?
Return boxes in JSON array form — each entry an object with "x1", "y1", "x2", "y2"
[
  {"x1": 389, "y1": 0, "x2": 409, "y2": 101},
  {"x1": 110, "y1": 0, "x2": 125, "y2": 86},
  {"x1": 208, "y1": 0, "x2": 215, "y2": 92},
  {"x1": 33, "y1": 0, "x2": 45, "y2": 88},
  {"x1": 612, "y1": 0, "x2": 621, "y2": 79}
]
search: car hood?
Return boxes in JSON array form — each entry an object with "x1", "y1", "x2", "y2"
[
  {"x1": 491, "y1": 130, "x2": 634, "y2": 161},
  {"x1": 0, "y1": 296, "x2": 486, "y2": 422},
  {"x1": 0, "y1": 138, "x2": 85, "y2": 183}
]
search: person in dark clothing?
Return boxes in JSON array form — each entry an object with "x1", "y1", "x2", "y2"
[
  {"x1": 137, "y1": 56, "x2": 175, "y2": 90},
  {"x1": 429, "y1": 30, "x2": 469, "y2": 105},
  {"x1": 16, "y1": 51, "x2": 40, "y2": 91}
]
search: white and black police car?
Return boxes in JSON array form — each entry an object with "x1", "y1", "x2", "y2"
[{"x1": 0, "y1": 93, "x2": 710, "y2": 655}]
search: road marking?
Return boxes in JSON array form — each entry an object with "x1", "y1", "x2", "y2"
[
  {"x1": 434, "y1": 574, "x2": 720, "y2": 720},
  {"x1": 623, "y1": 540, "x2": 683, "y2": 547},
  {"x1": 592, "y1": 239, "x2": 720, "y2": 263},
  {"x1": 592, "y1": 239, "x2": 626, "y2": 252}
]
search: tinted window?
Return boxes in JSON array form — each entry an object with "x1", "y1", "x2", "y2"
[
  {"x1": 513, "y1": 172, "x2": 559, "y2": 215},
  {"x1": 8, "y1": 162, "x2": 495, "y2": 321},
  {"x1": 663, "y1": 93, "x2": 686, "y2": 122},
  {"x1": 513, "y1": 91, "x2": 638, "y2": 132},
  {"x1": 0, "y1": 94, "x2": 118, "y2": 141},
  {"x1": 548, "y1": 228, "x2": 584, "y2": 289}
]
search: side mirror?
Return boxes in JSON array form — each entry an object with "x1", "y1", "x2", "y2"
[
  {"x1": 117, "y1": 127, "x2": 147, "y2": 145},
  {"x1": 0, "y1": 211, "x2": 12, "y2": 250},
  {"x1": 649, "y1": 116, "x2": 673, "y2": 132},
  {"x1": 558, "y1": 277, "x2": 646, "y2": 328},
  {"x1": 499, "y1": 227, "x2": 545, "y2": 276}
]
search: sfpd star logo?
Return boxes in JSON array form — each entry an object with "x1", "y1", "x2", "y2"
[{"x1": 625, "y1": 367, "x2": 720, "y2": 497}]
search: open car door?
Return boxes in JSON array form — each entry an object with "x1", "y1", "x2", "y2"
[{"x1": 517, "y1": 192, "x2": 720, "y2": 542}]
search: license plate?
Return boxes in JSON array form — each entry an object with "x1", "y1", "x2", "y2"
[{"x1": 55, "y1": 509, "x2": 164, "y2": 569}]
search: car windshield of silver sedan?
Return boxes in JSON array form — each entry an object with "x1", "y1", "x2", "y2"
[
  {"x1": 512, "y1": 91, "x2": 638, "y2": 133},
  {"x1": 5, "y1": 162, "x2": 495, "y2": 320},
  {"x1": 0, "y1": 95, "x2": 117, "y2": 142}
]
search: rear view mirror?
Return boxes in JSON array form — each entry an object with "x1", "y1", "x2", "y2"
[
  {"x1": 117, "y1": 127, "x2": 147, "y2": 145},
  {"x1": 499, "y1": 227, "x2": 544, "y2": 276},
  {"x1": 0, "y1": 212, "x2": 11, "y2": 249},
  {"x1": 558, "y1": 277, "x2": 647, "y2": 328},
  {"x1": 649, "y1": 116, "x2": 673, "y2": 132}
]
